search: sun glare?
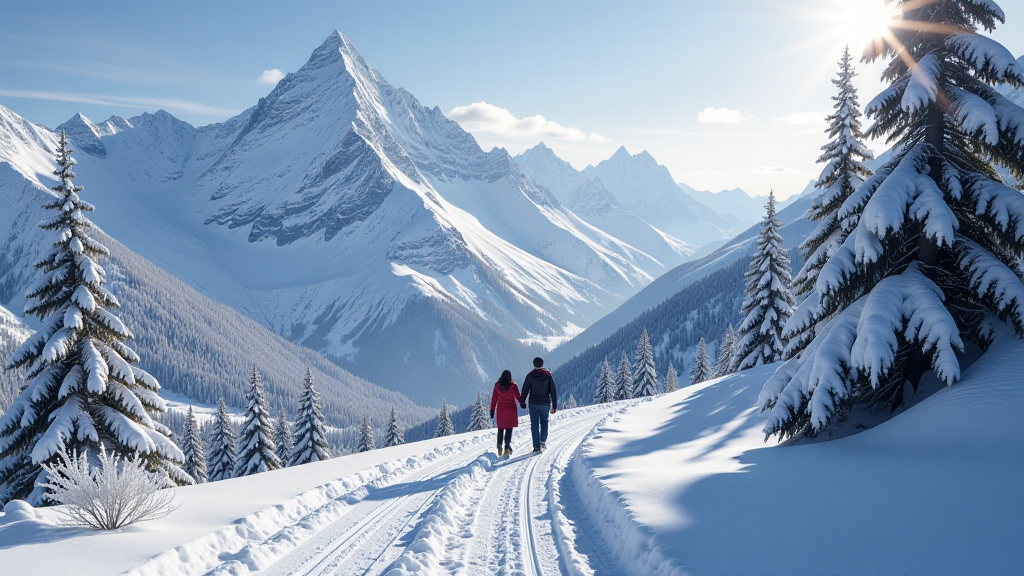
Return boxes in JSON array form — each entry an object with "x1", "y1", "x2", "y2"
[{"x1": 836, "y1": 0, "x2": 901, "y2": 47}]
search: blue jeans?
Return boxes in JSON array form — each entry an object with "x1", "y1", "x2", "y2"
[{"x1": 528, "y1": 404, "x2": 550, "y2": 450}]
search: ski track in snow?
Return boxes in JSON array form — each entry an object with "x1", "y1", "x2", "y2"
[{"x1": 180, "y1": 403, "x2": 629, "y2": 576}]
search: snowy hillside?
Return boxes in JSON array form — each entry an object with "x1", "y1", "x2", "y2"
[
  {"x1": 0, "y1": 303, "x2": 28, "y2": 350},
  {"x1": 514, "y1": 143, "x2": 696, "y2": 269},
  {"x1": 549, "y1": 193, "x2": 815, "y2": 392},
  {"x1": 581, "y1": 147, "x2": 737, "y2": 246},
  {"x1": 0, "y1": 170, "x2": 434, "y2": 432},
  {"x1": 2, "y1": 333, "x2": 1018, "y2": 575},
  {"x1": 0, "y1": 32, "x2": 713, "y2": 405}
]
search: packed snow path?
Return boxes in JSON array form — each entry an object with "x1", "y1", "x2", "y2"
[{"x1": 199, "y1": 403, "x2": 625, "y2": 576}]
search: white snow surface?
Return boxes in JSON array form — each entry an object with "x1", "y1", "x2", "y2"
[
  {"x1": 3, "y1": 336, "x2": 1019, "y2": 575},
  {"x1": 0, "y1": 303, "x2": 30, "y2": 348}
]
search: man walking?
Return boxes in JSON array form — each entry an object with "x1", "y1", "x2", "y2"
[{"x1": 520, "y1": 357, "x2": 557, "y2": 453}]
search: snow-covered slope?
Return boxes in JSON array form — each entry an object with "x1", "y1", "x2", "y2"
[
  {"x1": 514, "y1": 142, "x2": 696, "y2": 269},
  {"x1": 572, "y1": 331, "x2": 1023, "y2": 575},
  {"x1": 0, "y1": 303, "x2": 28, "y2": 349},
  {"x1": 581, "y1": 147, "x2": 737, "y2": 246},
  {"x1": 0, "y1": 32, "x2": 700, "y2": 405}
]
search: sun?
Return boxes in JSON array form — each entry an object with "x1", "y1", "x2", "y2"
[{"x1": 835, "y1": 0, "x2": 901, "y2": 48}]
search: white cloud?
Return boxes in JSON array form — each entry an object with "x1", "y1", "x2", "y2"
[
  {"x1": 0, "y1": 88, "x2": 239, "y2": 117},
  {"x1": 696, "y1": 107, "x2": 747, "y2": 125},
  {"x1": 752, "y1": 165, "x2": 799, "y2": 174},
  {"x1": 776, "y1": 111, "x2": 825, "y2": 125},
  {"x1": 448, "y1": 101, "x2": 607, "y2": 142},
  {"x1": 258, "y1": 69, "x2": 286, "y2": 85}
]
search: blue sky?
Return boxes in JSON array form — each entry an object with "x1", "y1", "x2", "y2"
[{"x1": 1, "y1": 0, "x2": 1022, "y2": 197}]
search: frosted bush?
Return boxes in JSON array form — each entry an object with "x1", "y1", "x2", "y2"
[{"x1": 39, "y1": 444, "x2": 176, "y2": 530}]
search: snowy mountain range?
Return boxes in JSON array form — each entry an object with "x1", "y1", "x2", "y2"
[
  {"x1": 0, "y1": 32, "x2": 745, "y2": 406},
  {"x1": 678, "y1": 183, "x2": 803, "y2": 228}
]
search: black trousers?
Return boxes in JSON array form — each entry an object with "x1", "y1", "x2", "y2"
[{"x1": 497, "y1": 428, "x2": 513, "y2": 449}]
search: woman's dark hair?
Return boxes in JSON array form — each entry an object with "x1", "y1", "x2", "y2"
[{"x1": 499, "y1": 370, "x2": 513, "y2": 387}]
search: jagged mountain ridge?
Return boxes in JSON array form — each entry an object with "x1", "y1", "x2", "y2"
[{"x1": 0, "y1": 32, "x2": 717, "y2": 405}]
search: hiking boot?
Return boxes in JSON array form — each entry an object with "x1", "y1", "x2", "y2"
[
  {"x1": 540, "y1": 443, "x2": 547, "y2": 452},
  {"x1": 532, "y1": 447, "x2": 542, "y2": 454},
  {"x1": 504, "y1": 447, "x2": 512, "y2": 458}
]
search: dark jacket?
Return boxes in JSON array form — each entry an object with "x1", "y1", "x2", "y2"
[{"x1": 521, "y1": 368, "x2": 557, "y2": 409}]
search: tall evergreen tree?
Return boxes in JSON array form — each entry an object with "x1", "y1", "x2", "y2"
[
  {"x1": 614, "y1": 352, "x2": 633, "y2": 401},
  {"x1": 468, "y1": 391, "x2": 491, "y2": 431},
  {"x1": 594, "y1": 357, "x2": 615, "y2": 404},
  {"x1": 664, "y1": 362, "x2": 679, "y2": 393},
  {"x1": 632, "y1": 328, "x2": 658, "y2": 397},
  {"x1": 208, "y1": 397, "x2": 236, "y2": 481},
  {"x1": 761, "y1": 1, "x2": 1024, "y2": 439},
  {"x1": 715, "y1": 324, "x2": 737, "y2": 378},
  {"x1": 356, "y1": 416, "x2": 375, "y2": 452},
  {"x1": 290, "y1": 368, "x2": 330, "y2": 465},
  {"x1": 787, "y1": 46, "x2": 875, "y2": 357},
  {"x1": 382, "y1": 408, "x2": 405, "y2": 447},
  {"x1": 734, "y1": 193, "x2": 796, "y2": 370},
  {"x1": 690, "y1": 337, "x2": 715, "y2": 384},
  {"x1": 274, "y1": 410, "x2": 293, "y2": 467},
  {"x1": 234, "y1": 367, "x2": 280, "y2": 476},
  {"x1": 182, "y1": 406, "x2": 208, "y2": 484},
  {"x1": 434, "y1": 401, "x2": 455, "y2": 437},
  {"x1": 1, "y1": 132, "x2": 189, "y2": 505}
]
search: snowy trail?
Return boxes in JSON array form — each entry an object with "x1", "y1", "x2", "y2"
[{"x1": 252, "y1": 404, "x2": 620, "y2": 576}]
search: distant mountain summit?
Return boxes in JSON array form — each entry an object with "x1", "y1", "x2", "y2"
[
  {"x1": 0, "y1": 31, "x2": 712, "y2": 405},
  {"x1": 581, "y1": 146, "x2": 736, "y2": 246}
]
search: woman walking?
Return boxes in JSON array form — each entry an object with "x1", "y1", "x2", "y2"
[{"x1": 489, "y1": 370, "x2": 521, "y2": 458}]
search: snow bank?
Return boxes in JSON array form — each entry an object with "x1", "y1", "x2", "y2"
[{"x1": 571, "y1": 334, "x2": 1024, "y2": 575}]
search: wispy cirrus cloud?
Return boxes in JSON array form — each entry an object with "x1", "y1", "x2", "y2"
[
  {"x1": 696, "y1": 107, "x2": 747, "y2": 125},
  {"x1": 448, "y1": 101, "x2": 607, "y2": 142},
  {"x1": 0, "y1": 88, "x2": 240, "y2": 117},
  {"x1": 258, "y1": 69, "x2": 286, "y2": 85}
]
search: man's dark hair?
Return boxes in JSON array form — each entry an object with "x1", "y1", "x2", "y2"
[{"x1": 533, "y1": 357, "x2": 544, "y2": 368}]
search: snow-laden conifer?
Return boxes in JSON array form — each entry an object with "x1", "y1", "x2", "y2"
[
  {"x1": 715, "y1": 324, "x2": 736, "y2": 378},
  {"x1": 274, "y1": 410, "x2": 293, "y2": 466},
  {"x1": 632, "y1": 328, "x2": 658, "y2": 397},
  {"x1": 207, "y1": 398, "x2": 236, "y2": 481},
  {"x1": 0, "y1": 132, "x2": 189, "y2": 505},
  {"x1": 356, "y1": 416, "x2": 375, "y2": 452},
  {"x1": 787, "y1": 46, "x2": 875, "y2": 357},
  {"x1": 290, "y1": 369, "x2": 330, "y2": 465},
  {"x1": 664, "y1": 362, "x2": 679, "y2": 393},
  {"x1": 468, "y1": 391, "x2": 491, "y2": 431},
  {"x1": 761, "y1": 2, "x2": 1024, "y2": 439},
  {"x1": 563, "y1": 394, "x2": 578, "y2": 409},
  {"x1": 594, "y1": 357, "x2": 615, "y2": 403},
  {"x1": 734, "y1": 193, "x2": 796, "y2": 371},
  {"x1": 234, "y1": 367, "x2": 280, "y2": 476},
  {"x1": 690, "y1": 338, "x2": 715, "y2": 384},
  {"x1": 614, "y1": 352, "x2": 633, "y2": 401},
  {"x1": 181, "y1": 406, "x2": 207, "y2": 484},
  {"x1": 434, "y1": 401, "x2": 455, "y2": 437},
  {"x1": 383, "y1": 408, "x2": 404, "y2": 447}
]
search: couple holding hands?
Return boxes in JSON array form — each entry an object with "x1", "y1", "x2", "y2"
[{"x1": 488, "y1": 357, "x2": 557, "y2": 457}]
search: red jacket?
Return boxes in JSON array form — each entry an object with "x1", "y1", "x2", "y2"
[{"x1": 490, "y1": 382, "x2": 521, "y2": 429}]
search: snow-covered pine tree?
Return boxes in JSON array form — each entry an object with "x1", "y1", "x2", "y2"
[
  {"x1": 0, "y1": 132, "x2": 190, "y2": 505},
  {"x1": 274, "y1": 410, "x2": 293, "y2": 467},
  {"x1": 664, "y1": 362, "x2": 679, "y2": 393},
  {"x1": 182, "y1": 406, "x2": 207, "y2": 484},
  {"x1": 207, "y1": 397, "x2": 236, "y2": 481},
  {"x1": 468, "y1": 391, "x2": 491, "y2": 431},
  {"x1": 714, "y1": 324, "x2": 736, "y2": 378},
  {"x1": 356, "y1": 416, "x2": 375, "y2": 452},
  {"x1": 760, "y1": 2, "x2": 1024, "y2": 439},
  {"x1": 234, "y1": 367, "x2": 280, "y2": 476},
  {"x1": 563, "y1": 394, "x2": 578, "y2": 409},
  {"x1": 734, "y1": 193, "x2": 796, "y2": 371},
  {"x1": 786, "y1": 46, "x2": 875, "y2": 358},
  {"x1": 690, "y1": 337, "x2": 715, "y2": 384},
  {"x1": 614, "y1": 352, "x2": 633, "y2": 401},
  {"x1": 434, "y1": 401, "x2": 455, "y2": 437},
  {"x1": 632, "y1": 328, "x2": 658, "y2": 397},
  {"x1": 594, "y1": 357, "x2": 615, "y2": 403},
  {"x1": 290, "y1": 368, "x2": 330, "y2": 465},
  {"x1": 382, "y1": 408, "x2": 405, "y2": 447}
]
